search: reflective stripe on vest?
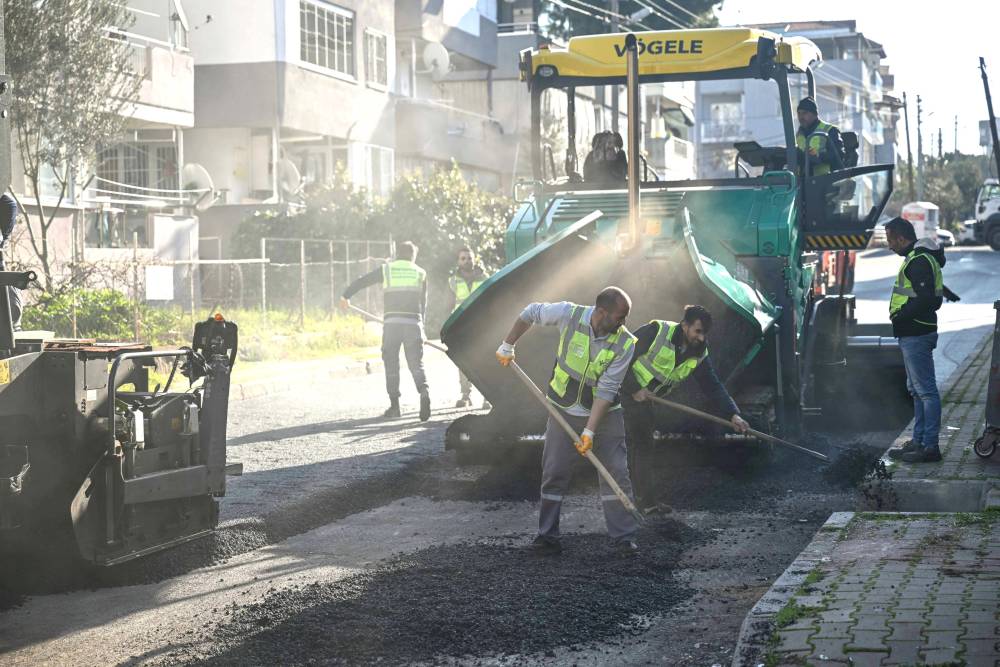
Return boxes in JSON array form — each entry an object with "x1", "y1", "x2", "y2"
[
  {"x1": 796, "y1": 120, "x2": 836, "y2": 176},
  {"x1": 889, "y1": 250, "x2": 944, "y2": 317},
  {"x1": 631, "y1": 320, "x2": 707, "y2": 395},
  {"x1": 547, "y1": 305, "x2": 635, "y2": 411},
  {"x1": 449, "y1": 274, "x2": 485, "y2": 312},
  {"x1": 382, "y1": 260, "x2": 426, "y2": 317}
]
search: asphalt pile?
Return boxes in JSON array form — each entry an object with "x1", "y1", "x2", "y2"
[{"x1": 190, "y1": 519, "x2": 700, "y2": 666}]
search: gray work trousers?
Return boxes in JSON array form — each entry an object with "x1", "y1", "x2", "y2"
[
  {"x1": 538, "y1": 408, "x2": 638, "y2": 541},
  {"x1": 382, "y1": 322, "x2": 428, "y2": 400},
  {"x1": 459, "y1": 370, "x2": 471, "y2": 398}
]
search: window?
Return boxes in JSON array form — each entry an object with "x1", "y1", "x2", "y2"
[
  {"x1": 299, "y1": 0, "x2": 355, "y2": 77},
  {"x1": 364, "y1": 30, "x2": 387, "y2": 89},
  {"x1": 366, "y1": 145, "x2": 394, "y2": 198}
]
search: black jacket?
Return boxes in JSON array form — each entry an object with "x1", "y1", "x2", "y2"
[
  {"x1": 891, "y1": 240, "x2": 944, "y2": 338},
  {"x1": 621, "y1": 322, "x2": 739, "y2": 418}
]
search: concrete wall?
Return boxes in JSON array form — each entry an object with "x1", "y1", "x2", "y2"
[
  {"x1": 184, "y1": 0, "x2": 278, "y2": 64},
  {"x1": 130, "y1": 45, "x2": 195, "y2": 127},
  {"x1": 183, "y1": 127, "x2": 257, "y2": 203},
  {"x1": 396, "y1": 0, "x2": 497, "y2": 68}
]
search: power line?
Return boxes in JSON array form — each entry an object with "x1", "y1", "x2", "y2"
[
  {"x1": 649, "y1": 0, "x2": 702, "y2": 22},
  {"x1": 632, "y1": 0, "x2": 690, "y2": 29}
]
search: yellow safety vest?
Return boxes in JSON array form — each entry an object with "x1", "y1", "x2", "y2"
[
  {"x1": 796, "y1": 120, "x2": 837, "y2": 176},
  {"x1": 631, "y1": 320, "x2": 708, "y2": 396},
  {"x1": 889, "y1": 250, "x2": 943, "y2": 322},
  {"x1": 448, "y1": 273, "x2": 485, "y2": 312},
  {"x1": 381, "y1": 259, "x2": 426, "y2": 317},
  {"x1": 547, "y1": 305, "x2": 635, "y2": 411}
]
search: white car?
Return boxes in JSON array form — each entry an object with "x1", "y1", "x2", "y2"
[
  {"x1": 936, "y1": 228, "x2": 955, "y2": 247},
  {"x1": 956, "y1": 219, "x2": 980, "y2": 245}
]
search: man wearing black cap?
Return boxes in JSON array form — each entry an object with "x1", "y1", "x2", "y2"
[{"x1": 796, "y1": 97, "x2": 844, "y2": 176}]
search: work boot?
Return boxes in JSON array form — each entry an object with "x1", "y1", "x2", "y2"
[
  {"x1": 383, "y1": 401, "x2": 401, "y2": 419},
  {"x1": 522, "y1": 535, "x2": 562, "y2": 556},
  {"x1": 887, "y1": 439, "x2": 920, "y2": 460},
  {"x1": 419, "y1": 392, "x2": 431, "y2": 421},
  {"x1": 455, "y1": 396, "x2": 472, "y2": 408},
  {"x1": 613, "y1": 539, "x2": 640, "y2": 557},
  {"x1": 900, "y1": 447, "x2": 942, "y2": 463}
]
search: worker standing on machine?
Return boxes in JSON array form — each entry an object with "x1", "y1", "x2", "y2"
[
  {"x1": 495, "y1": 287, "x2": 640, "y2": 556},
  {"x1": 340, "y1": 241, "x2": 431, "y2": 422},
  {"x1": 884, "y1": 217, "x2": 944, "y2": 463},
  {"x1": 0, "y1": 193, "x2": 21, "y2": 330},
  {"x1": 795, "y1": 97, "x2": 844, "y2": 176},
  {"x1": 445, "y1": 246, "x2": 488, "y2": 409},
  {"x1": 621, "y1": 305, "x2": 750, "y2": 507}
]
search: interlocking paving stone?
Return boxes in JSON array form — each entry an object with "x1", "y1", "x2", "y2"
[
  {"x1": 963, "y1": 622, "x2": 1000, "y2": 639},
  {"x1": 842, "y1": 651, "x2": 889, "y2": 667},
  {"x1": 848, "y1": 630, "x2": 892, "y2": 651},
  {"x1": 807, "y1": 637, "x2": 850, "y2": 662},
  {"x1": 812, "y1": 622, "x2": 853, "y2": 639},
  {"x1": 963, "y1": 638, "x2": 1000, "y2": 655},
  {"x1": 775, "y1": 629, "x2": 813, "y2": 653},
  {"x1": 886, "y1": 622, "x2": 925, "y2": 642},
  {"x1": 882, "y1": 639, "x2": 923, "y2": 665},
  {"x1": 918, "y1": 646, "x2": 961, "y2": 664}
]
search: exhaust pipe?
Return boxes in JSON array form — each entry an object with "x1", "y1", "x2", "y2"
[{"x1": 619, "y1": 33, "x2": 640, "y2": 256}]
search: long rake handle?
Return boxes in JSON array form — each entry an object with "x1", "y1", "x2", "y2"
[
  {"x1": 508, "y1": 361, "x2": 644, "y2": 522},
  {"x1": 347, "y1": 303, "x2": 449, "y2": 354},
  {"x1": 644, "y1": 394, "x2": 829, "y2": 462}
]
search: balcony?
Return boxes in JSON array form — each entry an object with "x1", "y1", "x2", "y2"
[
  {"x1": 395, "y1": 98, "x2": 514, "y2": 174},
  {"x1": 114, "y1": 30, "x2": 194, "y2": 128},
  {"x1": 698, "y1": 122, "x2": 751, "y2": 144}
]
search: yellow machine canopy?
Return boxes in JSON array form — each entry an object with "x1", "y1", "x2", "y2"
[{"x1": 521, "y1": 28, "x2": 821, "y2": 86}]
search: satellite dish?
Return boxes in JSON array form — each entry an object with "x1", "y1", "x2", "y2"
[
  {"x1": 277, "y1": 158, "x2": 303, "y2": 197},
  {"x1": 181, "y1": 163, "x2": 217, "y2": 212},
  {"x1": 421, "y1": 41, "x2": 451, "y2": 80}
]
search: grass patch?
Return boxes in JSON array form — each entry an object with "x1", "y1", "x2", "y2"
[{"x1": 955, "y1": 509, "x2": 1000, "y2": 527}]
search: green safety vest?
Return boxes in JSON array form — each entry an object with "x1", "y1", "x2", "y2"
[
  {"x1": 796, "y1": 120, "x2": 837, "y2": 176},
  {"x1": 547, "y1": 305, "x2": 635, "y2": 411},
  {"x1": 448, "y1": 273, "x2": 485, "y2": 312},
  {"x1": 631, "y1": 320, "x2": 708, "y2": 396},
  {"x1": 889, "y1": 250, "x2": 943, "y2": 322},
  {"x1": 381, "y1": 259, "x2": 426, "y2": 317}
]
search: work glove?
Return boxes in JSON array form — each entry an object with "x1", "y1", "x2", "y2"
[
  {"x1": 496, "y1": 341, "x2": 515, "y2": 366},
  {"x1": 632, "y1": 387, "x2": 651, "y2": 402},
  {"x1": 338, "y1": 297, "x2": 350, "y2": 312},
  {"x1": 575, "y1": 428, "x2": 594, "y2": 456},
  {"x1": 731, "y1": 414, "x2": 750, "y2": 434}
]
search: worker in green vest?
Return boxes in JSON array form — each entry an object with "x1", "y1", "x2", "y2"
[
  {"x1": 496, "y1": 287, "x2": 641, "y2": 557},
  {"x1": 621, "y1": 305, "x2": 749, "y2": 508},
  {"x1": 445, "y1": 246, "x2": 488, "y2": 408},
  {"x1": 340, "y1": 241, "x2": 431, "y2": 421},
  {"x1": 795, "y1": 97, "x2": 844, "y2": 177},
  {"x1": 883, "y1": 217, "x2": 944, "y2": 463}
]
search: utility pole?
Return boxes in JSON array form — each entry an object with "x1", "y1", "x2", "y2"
[
  {"x1": 938, "y1": 128, "x2": 943, "y2": 159},
  {"x1": 954, "y1": 115, "x2": 959, "y2": 155},
  {"x1": 610, "y1": 0, "x2": 620, "y2": 134},
  {"x1": 980, "y1": 57, "x2": 1000, "y2": 181},
  {"x1": 903, "y1": 92, "x2": 915, "y2": 200},
  {"x1": 916, "y1": 95, "x2": 924, "y2": 201}
]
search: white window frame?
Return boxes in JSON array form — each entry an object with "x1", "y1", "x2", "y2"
[
  {"x1": 364, "y1": 28, "x2": 389, "y2": 91},
  {"x1": 298, "y1": 0, "x2": 357, "y2": 82}
]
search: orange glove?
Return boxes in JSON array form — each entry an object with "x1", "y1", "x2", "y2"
[
  {"x1": 338, "y1": 297, "x2": 350, "y2": 312},
  {"x1": 496, "y1": 341, "x2": 515, "y2": 366},
  {"x1": 575, "y1": 428, "x2": 594, "y2": 456}
]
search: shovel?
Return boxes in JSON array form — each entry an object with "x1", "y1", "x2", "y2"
[
  {"x1": 508, "y1": 360, "x2": 645, "y2": 525},
  {"x1": 644, "y1": 393, "x2": 829, "y2": 462},
  {"x1": 346, "y1": 303, "x2": 449, "y2": 354}
]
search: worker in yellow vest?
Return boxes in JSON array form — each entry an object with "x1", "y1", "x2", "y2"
[
  {"x1": 445, "y1": 246, "x2": 488, "y2": 408},
  {"x1": 621, "y1": 305, "x2": 749, "y2": 507},
  {"x1": 496, "y1": 287, "x2": 641, "y2": 557},
  {"x1": 795, "y1": 97, "x2": 844, "y2": 177},
  {"x1": 340, "y1": 241, "x2": 431, "y2": 421}
]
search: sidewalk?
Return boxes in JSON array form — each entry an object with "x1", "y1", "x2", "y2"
[
  {"x1": 733, "y1": 329, "x2": 1000, "y2": 666},
  {"x1": 734, "y1": 511, "x2": 1000, "y2": 666}
]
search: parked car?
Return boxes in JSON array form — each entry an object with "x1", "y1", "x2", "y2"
[
  {"x1": 936, "y1": 228, "x2": 956, "y2": 247},
  {"x1": 956, "y1": 219, "x2": 981, "y2": 245}
]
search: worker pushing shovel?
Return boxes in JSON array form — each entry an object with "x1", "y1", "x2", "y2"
[{"x1": 496, "y1": 287, "x2": 643, "y2": 557}]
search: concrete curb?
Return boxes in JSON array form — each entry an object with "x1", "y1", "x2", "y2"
[
  {"x1": 731, "y1": 511, "x2": 854, "y2": 667},
  {"x1": 230, "y1": 358, "x2": 384, "y2": 402}
]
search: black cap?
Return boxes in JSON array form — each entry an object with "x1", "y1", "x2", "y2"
[{"x1": 797, "y1": 97, "x2": 818, "y2": 114}]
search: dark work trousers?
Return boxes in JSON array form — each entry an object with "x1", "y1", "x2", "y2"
[
  {"x1": 459, "y1": 370, "x2": 472, "y2": 398},
  {"x1": 622, "y1": 395, "x2": 656, "y2": 508},
  {"x1": 382, "y1": 321, "x2": 428, "y2": 400},
  {"x1": 538, "y1": 408, "x2": 638, "y2": 542}
]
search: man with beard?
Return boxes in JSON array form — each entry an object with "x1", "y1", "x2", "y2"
[
  {"x1": 620, "y1": 305, "x2": 749, "y2": 507},
  {"x1": 495, "y1": 287, "x2": 640, "y2": 556}
]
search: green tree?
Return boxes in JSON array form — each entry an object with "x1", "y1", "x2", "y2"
[
  {"x1": 541, "y1": 0, "x2": 718, "y2": 42},
  {"x1": 4, "y1": 0, "x2": 142, "y2": 290},
  {"x1": 921, "y1": 153, "x2": 990, "y2": 226}
]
